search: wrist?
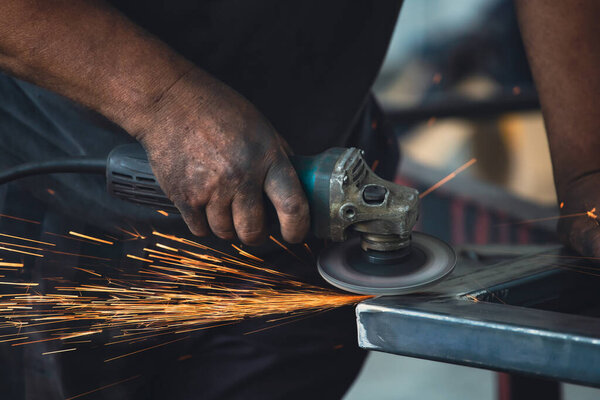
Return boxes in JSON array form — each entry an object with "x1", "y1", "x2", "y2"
[{"x1": 102, "y1": 61, "x2": 197, "y2": 139}]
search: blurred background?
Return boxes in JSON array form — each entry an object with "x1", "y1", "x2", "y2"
[{"x1": 344, "y1": 0, "x2": 600, "y2": 398}]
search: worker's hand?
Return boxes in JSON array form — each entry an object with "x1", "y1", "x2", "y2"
[
  {"x1": 134, "y1": 69, "x2": 310, "y2": 245},
  {"x1": 556, "y1": 173, "x2": 600, "y2": 257}
]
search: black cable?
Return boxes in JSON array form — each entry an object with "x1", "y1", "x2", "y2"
[{"x1": 0, "y1": 158, "x2": 107, "y2": 184}]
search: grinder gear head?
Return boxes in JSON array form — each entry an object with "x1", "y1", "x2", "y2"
[
  {"x1": 292, "y1": 148, "x2": 419, "y2": 253},
  {"x1": 292, "y1": 148, "x2": 455, "y2": 295}
]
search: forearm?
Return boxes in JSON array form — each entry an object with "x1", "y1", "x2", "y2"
[
  {"x1": 0, "y1": 0, "x2": 196, "y2": 136},
  {"x1": 514, "y1": 1, "x2": 600, "y2": 200}
]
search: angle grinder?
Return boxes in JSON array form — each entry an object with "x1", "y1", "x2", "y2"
[{"x1": 105, "y1": 144, "x2": 456, "y2": 295}]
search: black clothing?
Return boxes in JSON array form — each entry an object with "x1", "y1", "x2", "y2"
[
  {"x1": 0, "y1": 1, "x2": 402, "y2": 398},
  {"x1": 108, "y1": 0, "x2": 402, "y2": 154}
]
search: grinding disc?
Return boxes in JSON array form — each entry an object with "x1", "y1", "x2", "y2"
[{"x1": 317, "y1": 232, "x2": 456, "y2": 295}]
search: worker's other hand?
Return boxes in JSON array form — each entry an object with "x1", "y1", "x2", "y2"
[
  {"x1": 557, "y1": 173, "x2": 600, "y2": 257},
  {"x1": 133, "y1": 69, "x2": 310, "y2": 245}
]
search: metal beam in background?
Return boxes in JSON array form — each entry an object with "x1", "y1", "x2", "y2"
[
  {"x1": 356, "y1": 246, "x2": 600, "y2": 387},
  {"x1": 383, "y1": 89, "x2": 540, "y2": 124}
]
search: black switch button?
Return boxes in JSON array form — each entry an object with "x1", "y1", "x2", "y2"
[{"x1": 363, "y1": 185, "x2": 387, "y2": 205}]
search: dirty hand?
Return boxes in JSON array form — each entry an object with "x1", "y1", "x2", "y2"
[
  {"x1": 134, "y1": 69, "x2": 310, "y2": 245},
  {"x1": 556, "y1": 173, "x2": 600, "y2": 257}
]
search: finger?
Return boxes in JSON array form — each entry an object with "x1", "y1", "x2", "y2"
[
  {"x1": 264, "y1": 156, "x2": 310, "y2": 243},
  {"x1": 176, "y1": 202, "x2": 210, "y2": 237},
  {"x1": 232, "y1": 189, "x2": 267, "y2": 246},
  {"x1": 205, "y1": 195, "x2": 236, "y2": 241}
]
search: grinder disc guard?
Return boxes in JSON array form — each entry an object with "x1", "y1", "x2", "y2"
[{"x1": 317, "y1": 232, "x2": 456, "y2": 295}]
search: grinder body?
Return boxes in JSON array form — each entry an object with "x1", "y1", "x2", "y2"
[{"x1": 107, "y1": 144, "x2": 419, "y2": 249}]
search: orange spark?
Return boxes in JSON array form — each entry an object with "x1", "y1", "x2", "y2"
[
  {"x1": 156, "y1": 210, "x2": 169, "y2": 217},
  {"x1": 73, "y1": 267, "x2": 102, "y2": 277},
  {"x1": 65, "y1": 375, "x2": 141, "y2": 400},
  {"x1": 370, "y1": 160, "x2": 379, "y2": 172},
  {"x1": 0, "y1": 233, "x2": 54, "y2": 246},
  {"x1": 560, "y1": 202, "x2": 564, "y2": 209},
  {"x1": 46, "y1": 188, "x2": 56, "y2": 196},
  {"x1": 0, "y1": 281, "x2": 38, "y2": 287},
  {"x1": 46, "y1": 250, "x2": 110, "y2": 261},
  {"x1": 512, "y1": 86, "x2": 521, "y2": 95},
  {"x1": 0, "y1": 226, "x2": 370, "y2": 366},
  {"x1": 104, "y1": 336, "x2": 189, "y2": 362},
  {"x1": 69, "y1": 231, "x2": 113, "y2": 245},
  {"x1": 44, "y1": 231, "x2": 100, "y2": 245},
  {"x1": 0, "y1": 246, "x2": 43, "y2": 258},
  {"x1": 231, "y1": 244, "x2": 264, "y2": 263},
  {"x1": 42, "y1": 347, "x2": 76, "y2": 356},
  {"x1": 496, "y1": 212, "x2": 588, "y2": 226},
  {"x1": 156, "y1": 243, "x2": 178, "y2": 252},
  {"x1": 0, "y1": 242, "x2": 44, "y2": 251},
  {"x1": 0, "y1": 213, "x2": 40, "y2": 225},
  {"x1": 587, "y1": 207, "x2": 597, "y2": 220},
  {"x1": 419, "y1": 158, "x2": 477, "y2": 199},
  {"x1": 0, "y1": 262, "x2": 23, "y2": 268},
  {"x1": 126, "y1": 254, "x2": 153, "y2": 263}
]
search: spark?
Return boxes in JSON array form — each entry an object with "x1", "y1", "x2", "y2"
[
  {"x1": 370, "y1": 159, "x2": 379, "y2": 172},
  {"x1": 44, "y1": 231, "x2": 100, "y2": 245},
  {"x1": 0, "y1": 229, "x2": 370, "y2": 365},
  {"x1": 269, "y1": 235, "x2": 305, "y2": 263},
  {"x1": 46, "y1": 250, "x2": 110, "y2": 261},
  {"x1": 104, "y1": 336, "x2": 189, "y2": 362},
  {"x1": 496, "y1": 210, "x2": 593, "y2": 226},
  {"x1": 69, "y1": 231, "x2": 113, "y2": 245},
  {"x1": 587, "y1": 207, "x2": 597, "y2": 220},
  {"x1": 42, "y1": 347, "x2": 76, "y2": 356},
  {"x1": 303, "y1": 243, "x2": 314, "y2": 258},
  {"x1": 0, "y1": 281, "x2": 38, "y2": 287},
  {"x1": 560, "y1": 202, "x2": 564, "y2": 209},
  {"x1": 231, "y1": 244, "x2": 264, "y2": 262},
  {"x1": 0, "y1": 213, "x2": 40, "y2": 225},
  {"x1": 156, "y1": 243, "x2": 178, "y2": 252},
  {"x1": 126, "y1": 254, "x2": 153, "y2": 263},
  {"x1": 465, "y1": 294, "x2": 479, "y2": 303},
  {"x1": 512, "y1": 86, "x2": 521, "y2": 95},
  {"x1": 0, "y1": 262, "x2": 23, "y2": 268},
  {"x1": 72, "y1": 267, "x2": 102, "y2": 277},
  {"x1": 46, "y1": 188, "x2": 56, "y2": 196},
  {"x1": 156, "y1": 210, "x2": 169, "y2": 217},
  {"x1": 0, "y1": 233, "x2": 54, "y2": 246},
  {"x1": 65, "y1": 374, "x2": 141, "y2": 400},
  {"x1": 0, "y1": 242, "x2": 44, "y2": 251},
  {"x1": 419, "y1": 158, "x2": 477, "y2": 199},
  {"x1": 0, "y1": 246, "x2": 43, "y2": 257}
]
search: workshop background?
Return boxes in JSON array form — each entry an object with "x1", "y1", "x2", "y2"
[{"x1": 344, "y1": 0, "x2": 600, "y2": 399}]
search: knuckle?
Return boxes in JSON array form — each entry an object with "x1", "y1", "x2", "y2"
[
  {"x1": 279, "y1": 194, "x2": 308, "y2": 218},
  {"x1": 212, "y1": 229, "x2": 236, "y2": 240},
  {"x1": 238, "y1": 229, "x2": 266, "y2": 245},
  {"x1": 189, "y1": 225, "x2": 209, "y2": 237}
]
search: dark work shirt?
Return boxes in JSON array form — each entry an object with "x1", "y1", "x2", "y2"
[{"x1": 107, "y1": 0, "x2": 402, "y2": 154}]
